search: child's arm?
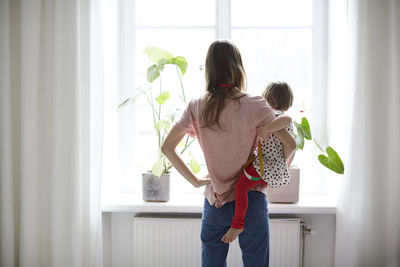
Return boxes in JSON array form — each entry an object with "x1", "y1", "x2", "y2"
[
  {"x1": 273, "y1": 129, "x2": 296, "y2": 164},
  {"x1": 259, "y1": 115, "x2": 292, "y2": 140}
]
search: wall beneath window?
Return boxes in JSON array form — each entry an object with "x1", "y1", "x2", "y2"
[{"x1": 102, "y1": 212, "x2": 335, "y2": 267}]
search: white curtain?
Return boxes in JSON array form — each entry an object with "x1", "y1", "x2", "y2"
[
  {"x1": 335, "y1": 0, "x2": 400, "y2": 266},
  {"x1": 0, "y1": 0, "x2": 104, "y2": 267}
]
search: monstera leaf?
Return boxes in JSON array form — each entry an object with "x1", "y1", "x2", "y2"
[
  {"x1": 169, "y1": 56, "x2": 188, "y2": 75},
  {"x1": 144, "y1": 47, "x2": 173, "y2": 63}
]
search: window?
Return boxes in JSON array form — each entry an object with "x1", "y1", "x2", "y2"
[
  {"x1": 133, "y1": 0, "x2": 216, "y2": 182},
  {"x1": 101, "y1": 0, "x2": 329, "y2": 199}
]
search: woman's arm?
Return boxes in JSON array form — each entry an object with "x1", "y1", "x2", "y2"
[
  {"x1": 161, "y1": 125, "x2": 211, "y2": 188},
  {"x1": 286, "y1": 153, "x2": 295, "y2": 167},
  {"x1": 273, "y1": 129, "x2": 296, "y2": 165},
  {"x1": 259, "y1": 115, "x2": 292, "y2": 140}
]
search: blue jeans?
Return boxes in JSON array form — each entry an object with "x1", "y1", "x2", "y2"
[{"x1": 201, "y1": 191, "x2": 270, "y2": 267}]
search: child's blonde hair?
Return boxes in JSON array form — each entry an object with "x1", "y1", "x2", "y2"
[{"x1": 262, "y1": 82, "x2": 293, "y2": 112}]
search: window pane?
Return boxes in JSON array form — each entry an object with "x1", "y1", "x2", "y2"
[
  {"x1": 135, "y1": 29, "x2": 215, "y2": 104},
  {"x1": 135, "y1": 0, "x2": 216, "y2": 27},
  {"x1": 232, "y1": 0, "x2": 312, "y2": 27},
  {"x1": 134, "y1": 29, "x2": 215, "y2": 170},
  {"x1": 232, "y1": 29, "x2": 312, "y2": 114},
  {"x1": 233, "y1": 28, "x2": 317, "y2": 194}
]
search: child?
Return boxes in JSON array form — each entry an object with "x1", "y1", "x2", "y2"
[{"x1": 221, "y1": 81, "x2": 296, "y2": 243}]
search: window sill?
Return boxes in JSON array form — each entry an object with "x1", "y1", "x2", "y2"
[{"x1": 101, "y1": 191, "x2": 337, "y2": 215}]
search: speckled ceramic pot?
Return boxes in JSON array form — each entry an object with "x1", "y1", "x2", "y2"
[{"x1": 142, "y1": 171, "x2": 170, "y2": 202}]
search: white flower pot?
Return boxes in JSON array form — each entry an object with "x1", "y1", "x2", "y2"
[
  {"x1": 266, "y1": 167, "x2": 300, "y2": 203},
  {"x1": 142, "y1": 171, "x2": 170, "y2": 202}
]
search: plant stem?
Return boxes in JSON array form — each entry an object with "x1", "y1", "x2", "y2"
[
  {"x1": 157, "y1": 74, "x2": 162, "y2": 150},
  {"x1": 166, "y1": 164, "x2": 173, "y2": 172},
  {"x1": 161, "y1": 127, "x2": 169, "y2": 148},
  {"x1": 183, "y1": 135, "x2": 189, "y2": 148},
  {"x1": 145, "y1": 92, "x2": 157, "y2": 124},
  {"x1": 181, "y1": 138, "x2": 195, "y2": 154},
  {"x1": 158, "y1": 73, "x2": 162, "y2": 120},
  {"x1": 176, "y1": 66, "x2": 186, "y2": 103},
  {"x1": 313, "y1": 138, "x2": 325, "y2": 152}
]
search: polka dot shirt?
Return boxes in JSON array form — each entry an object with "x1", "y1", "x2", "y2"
[{"x1": 252, "y1": 122, "x2": 295, "y2": 188}]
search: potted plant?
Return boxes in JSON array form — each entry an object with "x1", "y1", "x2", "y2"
[
  {"x1": 266, "y1": 116, "x2": 344, "y2": 203},
  {"x1": 118, "y1": 47, "x2": 200, "y2": 202}
]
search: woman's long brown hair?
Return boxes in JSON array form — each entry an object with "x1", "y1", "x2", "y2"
[{"x1": 200, "y1": 40, "x2": 247, "y2": 130}]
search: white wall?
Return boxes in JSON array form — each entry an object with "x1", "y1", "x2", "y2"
[{"x1": 102, "y1": 212, "x2": 335, "y2": 267}]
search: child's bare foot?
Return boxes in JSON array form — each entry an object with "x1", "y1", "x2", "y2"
[{"x1": 221, "y1": 227, "x2": 243, "y2": 243}]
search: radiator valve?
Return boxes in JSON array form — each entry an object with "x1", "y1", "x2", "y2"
[{"x1": 300, "y1": 222, "x2": 314, "y2": 237}]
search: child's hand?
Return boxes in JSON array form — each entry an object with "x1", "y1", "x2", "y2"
[{"x1": 259, "y1": 131, "x2": 271, "y2": 140}]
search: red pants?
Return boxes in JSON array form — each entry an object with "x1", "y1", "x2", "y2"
[{"x1": 231, "y1": 163, "x2": 268, "y2": 229}]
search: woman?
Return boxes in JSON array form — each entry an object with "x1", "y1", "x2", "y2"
[{"x1": 161, "y1": 40, "x2": 294, "y2": 267}]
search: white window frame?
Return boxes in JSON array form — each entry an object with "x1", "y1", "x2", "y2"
[{"x1": 105, "y1": 0, "x2": 329, "y2": 197}]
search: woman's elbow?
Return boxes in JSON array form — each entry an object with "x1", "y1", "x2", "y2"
[
  {"x1": 161, "y1": 141, "x2": 177, "y2": 158},
  {"x1": 161, "y1": 143, "x2": 171, "y2": 156},
  {"x1": 290, "y1": 138, "x2": 297, "y2": 150},
  {"x1": 286, "y1": 138, "x2": 297, "y2": 155}
]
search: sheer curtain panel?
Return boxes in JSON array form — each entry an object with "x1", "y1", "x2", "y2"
[
  {"x1": 335, "y1": 0, "x2": 400, "y2": 266},
  {"x1": 0, "y1": 0, "x2": 104, "y2": 267}
]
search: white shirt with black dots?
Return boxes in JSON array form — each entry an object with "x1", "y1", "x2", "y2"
[{"x1": 252, "y1": 122, "x2": 295, "y2": 188}]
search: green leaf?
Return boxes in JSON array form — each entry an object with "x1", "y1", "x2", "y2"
[
  {"x1": 318, "y1": 146, "x2": 345, "y2": 174},
  {"x1": 300, "y1": 117, "x2": 312, "y2": 140},
  {"x1": 295, "y1": 133, "x2": 305, "y2": 150},
  {"x1": 170, "y1": 56, "x2": 188, "y2": 75},
  {"x1": 190, "y1": 157, "x2": 201, "y2": 174},
  {"x1": 154, "y1": 120, "x2": 170, "y2": 132},
  {"x1": 157, "y1": 58, "x2": 169, "y2": 70},
  {"x1": 117, "y1": 94, "x2": 139, "y2": 110},
  {"x1": 155, "y1": 91, "x2": 170, "y2": 104},
  {"x1": 152, "y1": 157, "x2": 164, "y2": 177},
  {"x1": 147, "y1": 64, "x2": 160, "y2": 83},
  {"x1": 144, "y1": 47, "x2": 173, "y2": 63},
  {"x1": 117, "y1": 97, "x2": 132, "y2": 110},
  {"x1": 293, "y1": 121, "x2": 304, "y2": 135}
]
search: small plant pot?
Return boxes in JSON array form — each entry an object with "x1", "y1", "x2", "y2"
[
  {"x1": 142, "y1": 171, "x2": 170, "y2": 202},
  {"x1": 266, "y1": 167, "x2": 300, "y2": 203}
]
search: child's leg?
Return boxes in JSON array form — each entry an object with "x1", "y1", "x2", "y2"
[
  {"x1": 232, "y1": 164, "x2": 267, "y2": 229},
  {"x1": 221, "y1": 164, "x2": 267, "y2": 243}
]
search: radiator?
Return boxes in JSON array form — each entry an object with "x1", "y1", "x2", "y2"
[{"x1": 133, "y1": 214, "x2": 301, "y2": 267}]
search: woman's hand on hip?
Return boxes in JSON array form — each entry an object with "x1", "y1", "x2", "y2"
[{"x1": 194, "y1": 176, "x2": 211, "y2": 188}]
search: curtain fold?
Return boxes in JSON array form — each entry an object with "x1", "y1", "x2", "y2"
[
  {"x1": 0, "y1": 0, "x2": 104, "y2": 266},
  {"x1": 335, "y1": 0, "x2": 400, "y2": 266}
]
